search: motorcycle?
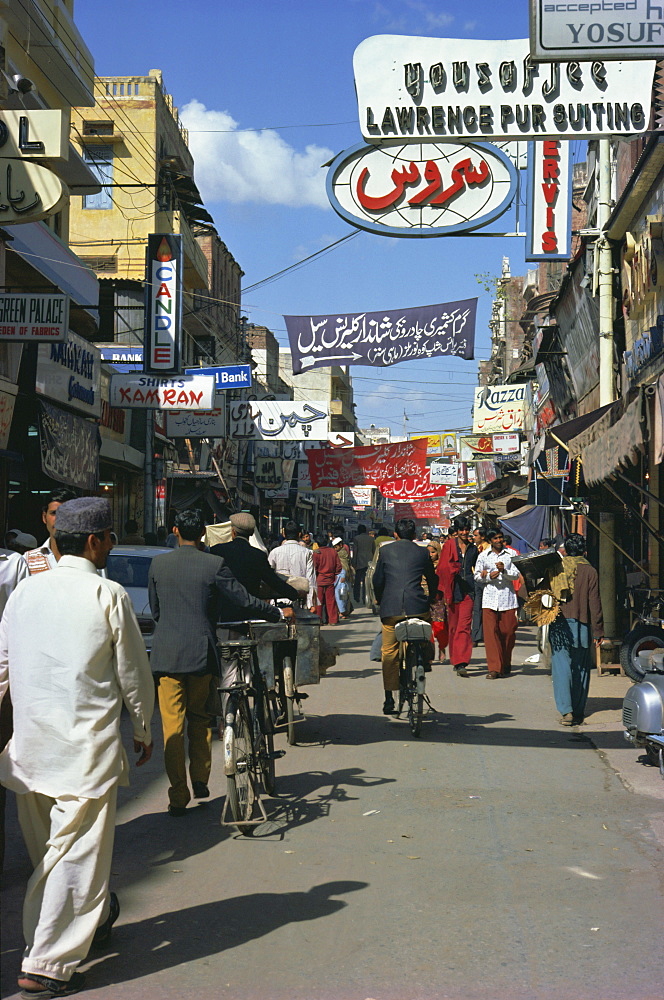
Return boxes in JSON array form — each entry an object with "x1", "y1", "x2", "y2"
[{"x1": 621, "y1": 589, "x2": 664, "y2": 774}]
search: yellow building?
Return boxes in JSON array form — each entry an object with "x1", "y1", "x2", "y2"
[{"x1": 70, "y1": 70, "x2": 242, "y2": 367}]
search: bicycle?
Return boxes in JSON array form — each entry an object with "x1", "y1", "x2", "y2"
[
  {"x1": 394, "y1": 618, "x2": 437, "y2": 737},
  {"x1": 218, "y1": 627, "x2": 285, "y2": 833}
]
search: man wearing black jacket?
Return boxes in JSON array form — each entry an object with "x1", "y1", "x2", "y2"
[
  {"x1": 210, "y1": 512, "x2": 301, "y2": 612},
  {"x1": 373, "y1": 518, "x2": 438, "y2": 715}
]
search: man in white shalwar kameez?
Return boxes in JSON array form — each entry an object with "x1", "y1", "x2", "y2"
[{"x1": 0, "y1": 497, "x2": 154, "y2": 999}]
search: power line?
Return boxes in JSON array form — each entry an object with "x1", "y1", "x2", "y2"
[{"x1": 243, "y1": 232, "x2": 360, "y2": 294}]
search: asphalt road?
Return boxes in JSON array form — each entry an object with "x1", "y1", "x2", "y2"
[{"x1": 2, "y1": 611, "x2": 664, "y2": 1000}]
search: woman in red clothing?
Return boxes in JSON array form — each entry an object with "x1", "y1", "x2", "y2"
[
  {"x1": 436, "y1": 516, "x2": 478, "y2": 677},
  {"x1": 313, "y1": 536, "x2": 343, "y2": 625}
]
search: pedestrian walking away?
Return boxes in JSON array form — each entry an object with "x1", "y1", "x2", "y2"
[
  {"x1": 0, "y1": 497, "x2": 155, "y2": 998},
  {"x1": 313, "y1": 536, "x2": 343, "y2": 625},
  {"x1": 333, "y1": 536, "x2": 353, "y2": 618},
  {"x1": 352, "y1": 524, "x2": 375, "y2": 605},
  {"x1": 268, "y1": 521, "x2": 318, "y2": 610},
  {"x1": 437, "y1": 516, "x2": 478, "y2": 678},
  {"x1": 373, "y1": 518, "x2": 438, "y2": 715},
  {"x1": 474, "y1": 530, "x2": 520, "y2": 678},
  {"x1": 148, "y1": 509, "x2": 283, "y2": 817},
  {"x1": 543, "y1": 532, "x2": 604, "y2": 726},
  {"x1": 210, "y1": 512, "x2": 302, "y2": 611}
]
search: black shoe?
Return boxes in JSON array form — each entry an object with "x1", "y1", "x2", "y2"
[
  {"x1": 192, "y1": 781, "x2": 209, "y2": 799},
  {"x1": 454, "y1": 665, "x2": 469, "y2": 677},
  {"x1": 382, "y1": 692, "x2": 396, "y2": 715},
  {"x1": 168, "y1": 804, "x2": 187, "y2": 817},
  {"x1": 92, "y1": 892, "x2": 119, "y2": 946}
]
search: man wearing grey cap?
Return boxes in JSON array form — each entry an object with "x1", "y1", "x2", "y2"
[
  {"x1": 210, "y1": 512, "x2": 302, "y2": 612},
  {"x1": 0, "y1": 497, "x2": 154, "y2": 998}
]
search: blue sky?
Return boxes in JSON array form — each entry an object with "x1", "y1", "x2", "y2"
[{"x1": 75, "y1": 0, "x2": 576, "y2": 436}]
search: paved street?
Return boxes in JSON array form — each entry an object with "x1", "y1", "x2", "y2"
[{"x1": 3, "y1": 610, "x2": 664, "y2": 1000}]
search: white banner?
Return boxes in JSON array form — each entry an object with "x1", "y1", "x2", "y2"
[
  {"x1": 110, "y1": 373, "x2": 216, "y2": 410},
  {"x1": 229, "y1": 400, "x2": 329, "y2": 441},
  {"x1": 430, "y1": 460, "x2": 461, "y2": 485}
]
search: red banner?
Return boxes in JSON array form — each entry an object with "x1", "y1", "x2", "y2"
[
  {"x1": 379, "y1": 468, "x2": 448, "y2": 500},
  {"x1": 306, "y1": 438, "x2": 427, "y2": 491},
  {"x1": 393, "y1": 500, "x2": 442, "y2": 520}
]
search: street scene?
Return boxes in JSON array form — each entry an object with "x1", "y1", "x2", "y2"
[{"x1": 1, "y1": 1, "x2": 664, "y2": 999}]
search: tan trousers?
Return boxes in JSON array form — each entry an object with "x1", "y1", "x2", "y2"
[
  {"x1": 157, "y1": 673, "x2": 212, "y2": 808},
  {"x1": 16, "y1": 785, "x2": 117, "y2": 981},
  {"x1": 381, "y1": 613, "x2": 431, "y2": 691}
]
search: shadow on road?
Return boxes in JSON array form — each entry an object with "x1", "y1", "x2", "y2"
[{"x1": 83, "y1": 881, "x2": 367, "y2": 988}]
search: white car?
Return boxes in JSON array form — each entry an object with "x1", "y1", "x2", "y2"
[{"x1": 103, "y1": 544, "x2": 173, "y2": 652}]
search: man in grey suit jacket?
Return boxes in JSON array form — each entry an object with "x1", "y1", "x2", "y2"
[
  {"x1": 148, "y1": 509, "x2": 284, "y2": 816},
  {"x1": 373, "y1": 518, "x2": 438, "y2": 716}
]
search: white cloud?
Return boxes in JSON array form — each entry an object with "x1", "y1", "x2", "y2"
[{"x1": 180, "y1": 99, "x2": 334, "y2": 209}]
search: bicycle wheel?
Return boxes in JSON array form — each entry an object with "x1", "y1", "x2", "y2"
[
  {"x1": 406, "y1": 645, "x2": 424, "y2": 738},
  {"x1": 225, "y1": 694, "x2": 255, "y2": 832},
  {"x1": 282, "y1": 656, "x2": 297, "y2": 746},
  {"x1": 255, "y1": 689, "x2": 276, "y2": 796}
]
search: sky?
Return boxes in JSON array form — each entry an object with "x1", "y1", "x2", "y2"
[{"x1": 74, "y1": 0, "x2": 585, "y2": 437}]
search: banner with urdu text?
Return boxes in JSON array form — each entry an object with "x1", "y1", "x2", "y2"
[
  {"x1": 285, "y1": 299, "x2": 476, "y2": 374},
  {"x1": 379, "y1": 468, "x2": 448, "y2": 500},
  {"x1": 306, "y1": 438, "x2": 427, "y2": 491}
]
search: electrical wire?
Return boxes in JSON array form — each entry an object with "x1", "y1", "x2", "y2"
[{"x1": 243, "y1": 232, "x2": 360, "y2": 294}]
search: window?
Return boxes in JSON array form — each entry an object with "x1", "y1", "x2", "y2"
[{"x1": 83, "y1": 145, "x2": 113, "y2": 209}]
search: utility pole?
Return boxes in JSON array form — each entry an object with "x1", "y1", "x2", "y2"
[{"x1": 596, "y1": 137, "x2": 617, "y2": 638}]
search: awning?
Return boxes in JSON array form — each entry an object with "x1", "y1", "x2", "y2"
[
  {"x1": 8, "y1": 221, "x2": 99, "y2": 315},
  {"x1": 567, "y1": 394, "x2": 645, "y2": 485},
  {"x1": 529, "y1": 401, "x2": 615, "y2": 464},
  {"x1": 498, "y1": 504, "x2": 548, "y2": 553}
]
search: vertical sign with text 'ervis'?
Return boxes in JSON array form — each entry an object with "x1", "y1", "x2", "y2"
[
  {"x1": 525, "y1": 139, "x2": 572, "y2": 262},
  {"x1": 144, "y1": 233, "x2": 183, "y2": 375}
]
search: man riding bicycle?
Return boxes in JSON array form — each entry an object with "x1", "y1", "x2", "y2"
[{"x1": 373, "y1": 518, "x2": 438, "y2": 716}]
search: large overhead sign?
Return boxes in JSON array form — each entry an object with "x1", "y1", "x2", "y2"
[
  {"x1": 228, "y1": 400, "x2": 330, "y2": 440},
  {"x1": 285, "y1": 298, "x2": 476, "y2": 374},
  {"x1": 530, "y1": 0, "x2": 664, "y2": 60},
  {"x1": 144, "y1": 234, "x2": 183, "y2": 375},
  {"x1": 0, "y1": 159, "x2": 66, "y2": 224},
  {"x1": 327, "y1": 141, "x2": 517, "y2": 237},
  {"x1": 307, "y1": 438, "x2": 427, "y2": 490},
  {"x1": 0, "y1": 293, "x2": 69, "y2": 341},
  {"x1": 353, "y1": 35, "x2": 655, "y2": 140}
]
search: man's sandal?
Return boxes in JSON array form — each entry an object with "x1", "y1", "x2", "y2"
[
  {"x1": 92, "y1": 891, "x2": 120, "y2": 946},
  {"x1": 18, "y1": 972, "x2": 86, "y2": 998}
]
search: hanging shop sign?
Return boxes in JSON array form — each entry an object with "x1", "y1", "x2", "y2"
[
  {"x1": 525, "y1": 139, "x2": 572, "y2": 261},
  {"x1": 429, "y1": 460, "x2": 462, "y2": 485},
  {"x1": 109, "y1": 373, "x2": 216, "y2": 410},
  {"x1": 35, "y1": 331, "x2": 101, "y2": 418},
  {"x1": 144, "y1": 233, "x2": 183, "y2": 375},
  {"x1": 476, "y1": 460, "x2": 499, "y2": 490},
  {"x1": 493, "y1": 432, "x2": 521, "y2": 453},
  {"x1": 38, "y1": 400, "x2": 99, "y2": 491},
  {"x1": 0, "y1": 292, "x2": 69, "y2": 342},
  {"x1": 530, "y1": 0, "x2": 664, "y2": 61},
  {"x1": 0, "y1": 110, "x2": 69, "y2": 160},
  {"x1": 229, "y1": 399, "x2": 330, "y2": 441},
  {"x1": 347, "y1": 486, "x2": 374, "y2": 505},
  {"x1": 393, "y1": 500, "x2": 442, "y2": 520},
  {"x1": 353, "y1": 35, "x2": 654, "y2": 141},
  {"x1": 328, "y1": 432, "x2": 356, "y2": 447},
  {"x1": 99, "y1": 346, "x2": 144, "y2": 372},
  {"x1": 255, "y1": 456, "x2": 284, "y2": 489},
  {"x1": 184, "y1": 363, "x2": 252, "y2": 390},
  {"x1": 327, "y1": 140, "x2": 517, "y2": 238},
  {"x1": 0, "y1": 159, "x2": 66, "y2": 225},
  {"x1": 166, "y1": 407, "x2": 226, "y2": 438},
  {"x1": 473, "y1": 383, "x2": 532, "y2": 434},
  {"x1": 306, "y1": 438, "x2": 427, "y2": 490},
  {"x1": 285, "y1": 298, "x2": 476, "y2": 374},
  {"x1": 459, "y1": 434, "x2": 495, "y2": 460}
]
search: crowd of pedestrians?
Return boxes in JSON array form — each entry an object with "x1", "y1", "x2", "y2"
[{"x1": 0, "y1": 495, "x2": 604, "y2": 998}]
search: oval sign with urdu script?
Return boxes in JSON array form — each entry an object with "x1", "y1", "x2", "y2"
[{"x1": 327, "y1": 140, "x2": 517, "y2": 237}]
